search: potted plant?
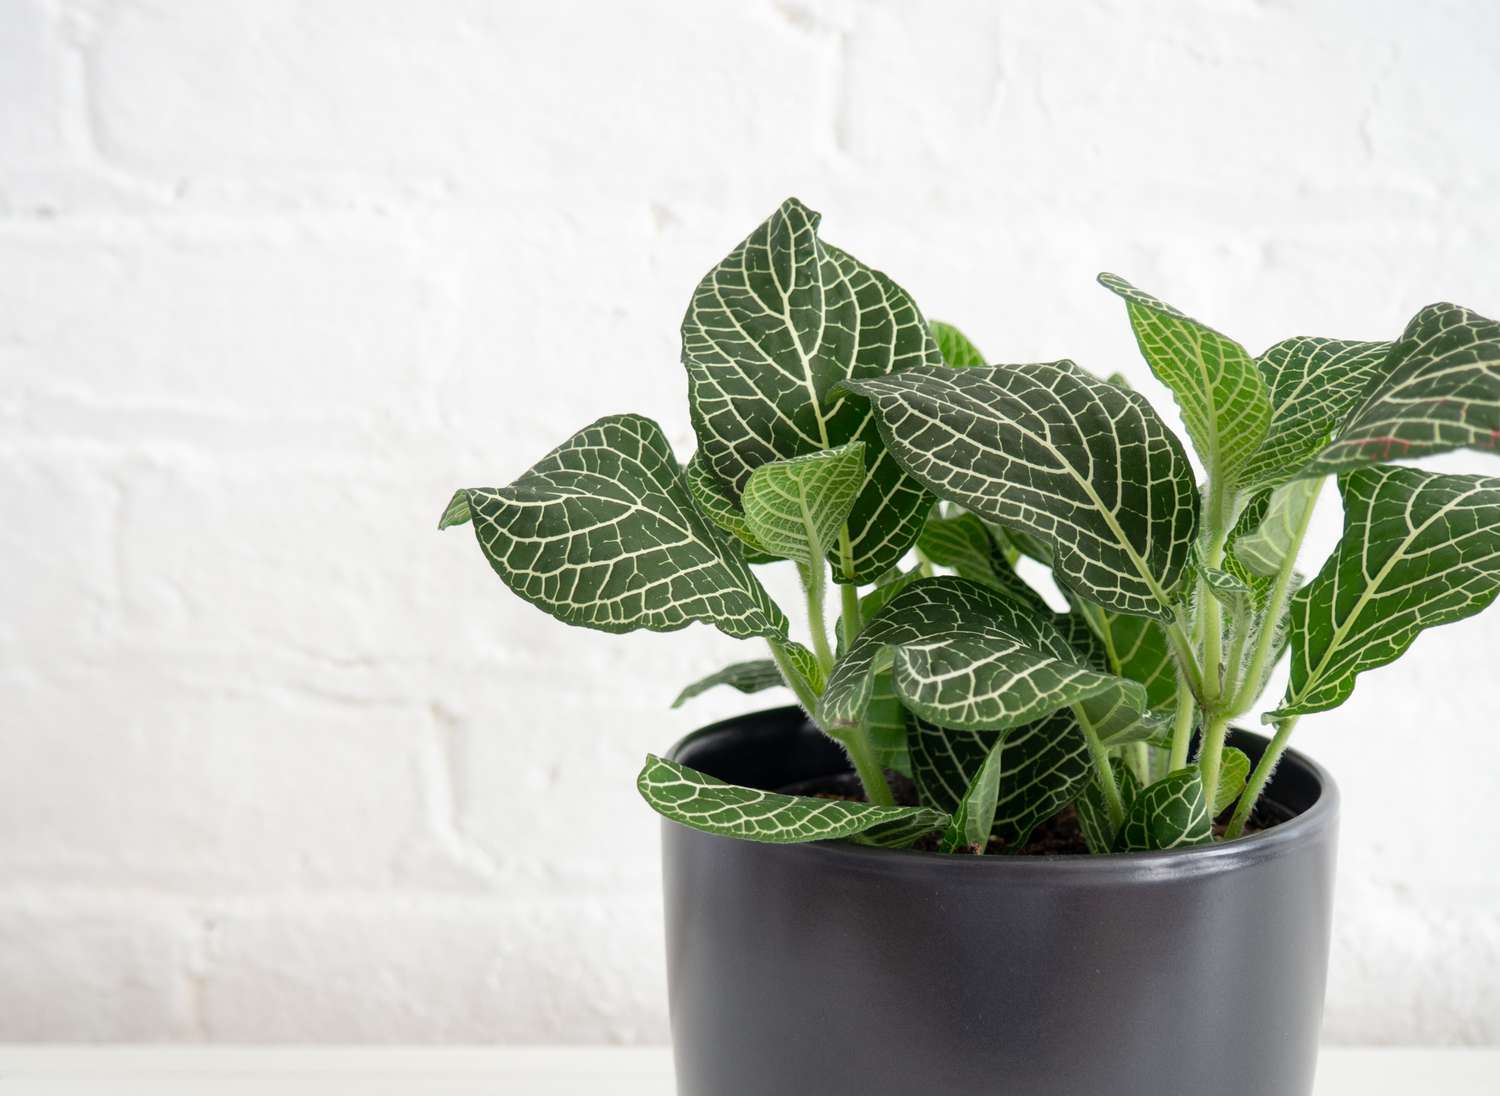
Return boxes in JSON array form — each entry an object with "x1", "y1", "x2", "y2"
[{"x1": 440, "y1": 199, "x2": 1500, "y2": 1095}]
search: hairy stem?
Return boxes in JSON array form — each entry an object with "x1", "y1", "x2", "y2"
[
  {"x1": 802, "y1": 552, "x2": 836, "y2": 675},
  {"x1": 1198, "y1": 709, "x2": 1231, "y2": 818},
  {"x1": 1074, "y1": 703, "x2": 1125, "y2": 833},
  {"x1": 1169, "y1": 676, "x2": 1196, "y2": 770},
  {"x1": 834, "y1": 720, "x2": 895, "y2": 806},
  {"x1": 1229, "y1": 478, "x2": 1325, "y2": 715},
  {"x1": 839, "y1": 579, "x2": 862, "y2": 641},
  {"x1": 1225, "y1": 716, "x2": 1298, "y2": 839}
]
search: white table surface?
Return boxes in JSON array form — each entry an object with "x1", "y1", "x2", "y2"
[{"x1": 0, "y1": 1046, "x2": 1495, "y2": 1094}]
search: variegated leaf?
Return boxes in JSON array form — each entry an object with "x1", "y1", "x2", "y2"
[
  {"x1": 1234, "y1": 478, "x2": 1322, "y2": 579},
  {"x1": 932, "y1": 320, "x2": 986, "y2": 367},
  {"x1": 820, "y1": 577, "x2": 1147, "y2": 733},
  {"x1": 1118, "y1": 766, "x2": 1214, "y2": 851},
  {"x1": 1308, "y1": 303, "x2": 1500, "y2": 477},
  {"x1": 840, "y1": 362, "x2": 1199, "y2": 619},
  {"x1": 909, "y1": 711, "x2": 1092, "y2": 849},
  {"x1": 1241, "y1": 338, "x2": 1390, "y2": 488},
  {"x1": 682, "y1": 198, "x2": 942, "y2": 582},
  {"x1": 1075, "y1": 758, "x2": 1141, "y2": 854},
  {"x1": 1071, "y1": 599, "x2": 1178, "y2": 711},
  {"x1": 638, "y1": 755, "x2": 946, "y2": 845},
  {"x1": 1276, "y1": 466, "x2": 1500, "y2": 717},
  {"x1": 441, "y1": 415, "x2": 786, "y2": 640},
  {"x1": 671, "y1": 642, "x2": 823, "y2": 708},
  {"x1": 742, "y1": 441, "x2": 865, "y2": 566},
  {"x1": 940, "y1": 735, "x2": 1006, "y2": 853},
  {"x1": 864, "y1": 668, "x2": 911, "y2": 777},
  {"x1": 1214, "y1": 746, "x2": 1251, "y2": 815},
  {"x1": 918, "y1": 512, "x2": 1052, "y2": 614},
  {"x1": 684, "y1": 451, "x2": 779, "y2": 563},
  {"x1": 1099, "y1": 274, "x2": 1272, "y2": 494}
]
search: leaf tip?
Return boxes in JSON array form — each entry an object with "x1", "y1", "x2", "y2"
[{"x1": 438, "y1": 489, "x2": 472, "y2": 530}]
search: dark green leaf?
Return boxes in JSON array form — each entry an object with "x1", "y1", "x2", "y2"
[
  {"x1": 1118, "y1": 766, "x2": 1214, "y2": 851},
  {"x1": 940, "y1": 735, "x2": 1006, "y2": 853},
  {"x1": 1075, "y1": 758, "x2": 1141, "y2": 854}
]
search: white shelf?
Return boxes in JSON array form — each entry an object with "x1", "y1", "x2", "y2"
[{"x1": 0, "y1": 1046, "x2": 1495, "y2": 1094}]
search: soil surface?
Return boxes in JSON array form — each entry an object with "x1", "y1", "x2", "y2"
[{"x1": 786, "y1": 770, "x2": 1285, "y2": 855}]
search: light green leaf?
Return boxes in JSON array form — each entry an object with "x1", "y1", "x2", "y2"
[
  {"x1": 1118, "y1": 766, "x2": 1214, "y2": 851},
  {"x1": 820, "y1": 577, "x2": 1147, "y2": 733},
  {"x1": 1307, "y1": 303, "x2": 1500, "y2": 477},
  {"x1": 1075, "y1": 759, "x2": 1141, "y2": 854},
  {"x1": 1099, "y1": 274, "x2": 1272, "y2": 494},
  {"x1": 1276, "y1": 466, "x2": 1500, "y2": 717},
  {"x1": 637, "y1": 754, "x2": 947, "y2": 845},
  {"x1": 1234, "y1": 478, "x2": 1323, "y2": 579},
  {"x1": 840, "y1": 362, "x2": 1199, "y2": 619},
  {"x1": 682, "y1": 198, "x2": 943, "y2": 582},
  {"x1": 940, "y1": 735, "x2": 1006, "y2": 853},
  {"x1": 909, "y1": 710, "x2": 1092, "y2": 849},
  {"x1": 1242, "y1": 338, "x2": 1390, "y2": 488},
  {"x1": 1214, "y1": 747, "x2": 1251, "y2": 815},
  {"x1": 442, "y1": 415, "x2": 786, "y2": 640},
  {"x1": 1081, "y1": 690, "x2": 1174, "y2": 749},
  {"x1": 438, "y1": 491, "x2": 471, "y2": 529},
  {"x1": 742, "y1": 441, "x2": 865, "y2": 566},
  {"x1": 671, "y1": 642, "x2": 823, "y2": 708},
  {"x1": 684, "y1": 451, "x2": 779, "y2": 563},
  {"x1": 932, "y1": 320, "x2": 986, "y2": 367}
]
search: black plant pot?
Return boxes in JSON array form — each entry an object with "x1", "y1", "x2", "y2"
[{"x1": 661, "y1": 706, "x2": 1339, "y2": 1096}]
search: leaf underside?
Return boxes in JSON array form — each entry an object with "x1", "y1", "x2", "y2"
[
  {"x1": 682, "y1": 198, "x2": 943, "y2": 582},
  {"x1": 637, "y1": 754, "x2": 947, "y2": 845},
  {"x1": 841, "y1": 362, "x2": 1200, "y2": 619},
  {"x1": 742, "y1": 441, "x2": 865, "y2": 565},
  {"x1": 443, "y1": 415, "x2": 786, "y2": 640}
]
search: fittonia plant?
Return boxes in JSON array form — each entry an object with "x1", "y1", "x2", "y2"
[{"x1": 442, "y1": 199, "x2": 1500, "y2": 854}]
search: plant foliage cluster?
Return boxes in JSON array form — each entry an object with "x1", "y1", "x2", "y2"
[{"x1": 443, "y1": 199, "x2": 1500, "y2": 855}]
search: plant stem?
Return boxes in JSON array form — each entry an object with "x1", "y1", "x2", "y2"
[
  {"x1": 1198, "y1": 709, "x2": 1231, "y2": 817},
  {"x1": 1074, "y1": 703, "x2": 1125, "y2": 833},
  {"x1": 834, "y1": 720, "x2": 895, "y2": 806},
  {"x1": 1165, "y1": 616, "x2": 1207, "y2": 701},
  {"x1": 1228, "y1": 478, "x2": 1325, "y2": 715},
  {"x1": 1126, "y1": 740, "x2": 1150, "y2": 786},
  {"x1": 802, "y1": 552, "x2": 836, "y2": 675},
  {"x1": 1169, "y1": 676, "x2": 1196, "y2": 771},
  {"x1": 1225, "y1": 715, "x2": 1299, "y2": 839}
]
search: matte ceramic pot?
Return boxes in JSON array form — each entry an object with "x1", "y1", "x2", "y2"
[{"x1": 661, "y1": 706, "x2": 1339, "y2": 1096}]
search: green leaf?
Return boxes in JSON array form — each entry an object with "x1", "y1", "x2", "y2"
[
  {"x1": 932, "y1": 320, "x2": 986, "y2": 367},
  {"x1": 682, "y1": 198, "x2": 943, "y2": 582},
  {"x1": 1276, "y1": 466, "x2": 1500, "y2": 717},
  {"x1": 1241, "y1": 338, "x2": 1390, "y2": 488},
  {"x1": 940, "y1": 735, "x2": 1006, "y2": 853},
  {"x1": 438, "y1": 491, "x2": 471, "y2": 529},
  {"x1": 1214, "y1": 747, "x2": 1251, "y2": 815},
  {"x1": 742, "y1": 441, "x2": 865, "y2": 566},
  {"x1": 684, "y1": 451, "x2": 779, "y2": 563},
  {"x1": 909, "y1": 710, "x2": 1092, "y2": 849},
  {"x1": 1234, "y1": 478, "x2": 1323, "y2": 579},
  {"x1": 1073, "y1": 603, "x2": 1178, "y2": 711},
  {"x1": 671, "y1": 642, "x2": 823, "y2": 708},
  {"x1": 1075, "y1": 759, "x2": 1141, "y2": 854},
  {"x1": 864, "y1": 669, "x2": 912, "y2": 777},
  {"x1": 918, "y1": 513, "x2": 1052, "y2": 614},
  {"x1": 1118, "y1": 766, "x2": 1214, "y2": 851},
  {"x1": 1307, "y1": 303, "x2": 1500, "y2": 477},
  {"x1": 637, "y1": 754, "x2": 947, "y2": 845},
  {"x1": 840, "y1": 362, "x2": 1199, "y2": 619},
  {"x1": 1099, "y1": 274, "x2": 1272, "y2": 494},
  {"x1": 443, "y1": 415, "x2": 787, "y2": 640},
  {"x1": 820, "y1": 577, "x2": 1147, "y2": 733}
]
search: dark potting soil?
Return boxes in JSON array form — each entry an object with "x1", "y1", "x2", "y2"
[{"x1": 782, "y1": 770, "x2": 1285, "y2": 856}]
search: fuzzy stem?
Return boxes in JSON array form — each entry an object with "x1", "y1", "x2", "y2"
[
  {"x1": 1198, "y1": 709, "x2": 1231, "y2": 819},
  {"x1": 1169, "y1": 676, "x2": 1196, "y2": 770},
  {"x1": 834, "y1": 721, "x2": 895, "y2": 807},
  {"x1": 1225, "y1": 716, "x2": 1299, "y2": 839},
  {"x1": 1075, "y1": 703, "x2": 1125, "y2": 833},
  {"x1": 802, "y1": 552, "x2": 836, "y2": 675}
]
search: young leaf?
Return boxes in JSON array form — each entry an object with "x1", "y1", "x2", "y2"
[
  {"x1": 637, "y1": 754, "x2": 947, "y2": 846},
  {"x1": 1214, "y1": 747, "x2": 1251, "y2": 815},
  {"x1": 1241, "y1": 338, "x2": 1390, "y2": 488},
  {"x1": 1099, "y1": 274, "x2": 1273, "y2": 495},
  {"x1": 939, "y1": 735, "x2": 1006, "y2": 853},
  {"x1": 684, "y1": 451, "x2": 779, "y2": 563},
  {"x1": 820, "y1": 577, "x2": 1149, "y2": 733},
  {"x1": 1118, "y1": 766, "x2": 1214, "y2": 851},
  {"x1": 932, "y1": 320, "x2": 986, "y2": 367},
  {"x1": 441, "y1": 415, "x2": 787, "y2": 640},
  {"x1": 682, "y1": 198, "x2": 943, "y2": 582},
  {"x1": 909, "y1": 711, "x2": 1092, "y2": 850},
  {"x1": 1075, "y1": 758, "x2": 1141, "y2": 854},
  {"x1": 840, "y1": 362, "x2": 1199, "y2": 619},
  {"x1": 671, "y1": 642, "x2": 823, "y2": 708},
  {"x1": 741, "y1": 441, "x2": 865, "y2": 565},
  {"x1": 1233, "y1": 478, "x2": 1323, "y2": 579},
  {"x1": 1306, "y1": 303, "x2": 1500, "y2": 477},
  {"x1": 1275, "y1": 466, "x2": 1500, "y2": 718}
]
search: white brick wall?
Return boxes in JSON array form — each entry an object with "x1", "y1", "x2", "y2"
[{"x1": 2, "y1": 0, "x2": 1497, "y2": 1044}]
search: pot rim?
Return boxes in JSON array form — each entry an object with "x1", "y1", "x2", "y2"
[{"x1": 665, "y1": 705, "x2": 1340, "y2": 881}]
